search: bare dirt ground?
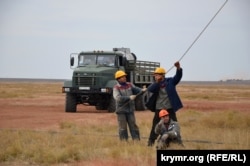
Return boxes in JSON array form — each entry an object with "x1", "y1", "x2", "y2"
[
  {"x1": 0, "y1": 95, "x2": 114, "y2": 130},
  {"x1": 0, "y1": 94, "x2": 249, "y2": 130}
]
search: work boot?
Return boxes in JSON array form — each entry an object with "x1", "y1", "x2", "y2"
[
  {"x1": 147, "y1": 139, "x2": 155, "y2": 147},
  {"x1": 131, "y1": 129, "x2": 140, "y2": 140},
  {"x1": 156, "y1": 141, "x2": 167, "y2": 150},
  {"x1": 178, "y1": 140, "x2": 185, "y2": 147},
  {"x1": 119, "y1": 129, "x2": 128, "y2": 141},
  {"x1": 177, "y1": 135, "x2": 184, "y2": 147}
]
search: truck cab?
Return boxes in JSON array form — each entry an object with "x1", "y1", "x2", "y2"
[{"x1": 62, "y1": 48, "x2": 160, "y2": 112}]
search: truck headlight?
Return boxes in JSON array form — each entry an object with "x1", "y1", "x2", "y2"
[
  {"x1": 63, "y1": 88, "x2": 70, "y2": 92},
  {"x1": 100, "y1": 88, "x2": 111, "y2": 93},
  {"x1": 100, "y1": 88, "x2": 107, "y2": 92}
]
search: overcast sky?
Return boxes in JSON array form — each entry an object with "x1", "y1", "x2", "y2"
[{"x1": 0, "y1": 0, "x2": 249, "y2": 81}]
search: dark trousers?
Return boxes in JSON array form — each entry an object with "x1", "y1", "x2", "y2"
[
  {"x1": 148, "y1": 109, "x2": 177, "y2": 143},
  {"x1": 117, "y1": 112, "x2": 140, "y2": 141}
]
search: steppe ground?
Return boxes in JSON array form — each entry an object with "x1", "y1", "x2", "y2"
[{"x1": 0, "y1": 80, "x2": 249, "y2": 165}]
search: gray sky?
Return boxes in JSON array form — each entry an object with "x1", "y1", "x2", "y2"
[{"x1": 0, "y1": 0, "x2": 249, "y2": 81}]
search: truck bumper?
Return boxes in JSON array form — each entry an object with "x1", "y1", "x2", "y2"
[
  {"x1": 62, "y1": 86, "x2": 112, "y2": 106},
  {"x1": 62, "y1": 86, "x2": 112, "y2": 94}
]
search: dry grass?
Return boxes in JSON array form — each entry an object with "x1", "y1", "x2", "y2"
[
  {"x1": 178, "y1": 84, "x2": 250, "y2": 101},
  {"x1": 0, "y1": 82, "x2": 60, "y2": 98},
  {"x1": 179, "y1": 110, "x2": 250, "y2": 149},
  {"x1": 0, "y1": 81, "x2": 249, "y2": 165}
]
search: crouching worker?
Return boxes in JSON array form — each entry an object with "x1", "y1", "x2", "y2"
[{"x1": 155, "y1": 109, "x2": 183, "y2": 149}]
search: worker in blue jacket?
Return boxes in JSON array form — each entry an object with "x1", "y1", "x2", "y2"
[{"x1": 147, "y1": 61, "x2": 183, "y2": 146}]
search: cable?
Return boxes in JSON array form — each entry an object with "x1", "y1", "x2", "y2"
[
  {"x1": 1, "y1": 128, "x2": 233, "y2": 145},
  {"x1": 166, "y1": 0, "x2": 228, "y2": 73}
]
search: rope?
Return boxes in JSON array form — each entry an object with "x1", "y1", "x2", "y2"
[
  {"x1": 114, "y1": 90, "x2": 145, "y2": 113},
  {"x1": 166, "y1": 0, "x2": 228, "y2": 73},
  {"x1": 0, "y1": 128, "x2": 232, "y2": 145}
]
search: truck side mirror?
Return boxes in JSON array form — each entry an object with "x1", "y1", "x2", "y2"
[
  {"x1": 131, "y1": 53, "x2": 137, "y2": 61},
  {"x1": 122, "y1": 57, "x2": 126, "y2": 66},
  {"x1": 70, "y1": 57, "x2": 74, "y2": 66}
]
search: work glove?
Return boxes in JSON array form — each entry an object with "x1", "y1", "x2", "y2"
[
  {"x1": 142, "y1": 85, "x2": 147, "y2": 92},
  {"x1": 159, "y1": 118, "x2": 164, "y2": 125},
  {"x1": 129, "y1": 95, "x2": 136, "y2": 100}
]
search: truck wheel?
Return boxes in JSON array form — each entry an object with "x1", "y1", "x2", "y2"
[
  {"x1": 65, "y1": 93, "x2": 77, "y2": 112},
  {"x1": 107, "y1": 97, "x2": 116, "y2": 112},
  {"x1": 135, "y1": 93, "x2": 147, "y2": 111},
  {"x1": 95, "y1": 105, "x2": 105, "y2": 110}
]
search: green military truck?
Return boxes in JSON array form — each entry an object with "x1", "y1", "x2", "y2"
[{"x1": 62, "y1": 47, "x2": 160, "y2": 112}]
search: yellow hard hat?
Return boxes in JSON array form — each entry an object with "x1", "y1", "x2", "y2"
[
  {"x1": 154, "y1": 67, "x2": 166, "y2": 74},
  {"x1": 115, "y1": 70, "x2": 127, "y2": 79}
]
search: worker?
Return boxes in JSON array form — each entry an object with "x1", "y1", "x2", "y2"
[
  {"x1": 155, "y1": 109, "x2": 182, "y2": 149},
  {"x1": 147, "y1": 61, "x2": 183, "y2": 146},
  {"x1": 113, "y1": 70, "x2": 147, "y2": 141}
]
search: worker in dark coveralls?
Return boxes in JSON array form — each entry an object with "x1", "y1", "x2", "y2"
[{"x1": 113, "y1": 70, "x2": 147, "y2": 141}]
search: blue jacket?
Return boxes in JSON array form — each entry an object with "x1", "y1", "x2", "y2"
[{"x1": 147, "y1": 68, "x2": 183, "y2": 112}]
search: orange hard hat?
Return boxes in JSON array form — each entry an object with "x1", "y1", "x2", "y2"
[{"x1": 159, "y1": 109, "x2": 169, "y2": 118}]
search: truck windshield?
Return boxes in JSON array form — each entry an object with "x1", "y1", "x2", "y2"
[{"x1": 79, "y1": 54, "x2": 115, "y2": 67}]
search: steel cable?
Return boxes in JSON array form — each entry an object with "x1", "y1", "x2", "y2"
[{"x1": 166, "y1": 0, "x2": 228, "y2": 73}]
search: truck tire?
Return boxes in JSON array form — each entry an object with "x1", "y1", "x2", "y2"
[
  {"x1": 65, "y1": 93, "x2": 77, "y2": 112},
  {"x1": 107, "y1": 97, "x2": 116, "y2": 112},
  {"x1": 135, "y1": 93, "x2": 147, "y2": 111},
  {"x1": 95, "y1": 105, "x2": 106, "y2": 110}
]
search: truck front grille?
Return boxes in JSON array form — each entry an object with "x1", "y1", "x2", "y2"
[{"x1": 75, "y1": 77, "x2": 96, "y2": 86}]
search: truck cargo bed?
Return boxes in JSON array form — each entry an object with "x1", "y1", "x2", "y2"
[{"x1": 134, "y1": 61, "x2": 160, "y2": 84}]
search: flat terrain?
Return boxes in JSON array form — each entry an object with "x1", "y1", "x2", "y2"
[
  {"x1": 0, "y1": 80, "x2": 249, "y2": 165},
  {"x1": 0, "y1": 80, "x2": 249, "y2": 130}
]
